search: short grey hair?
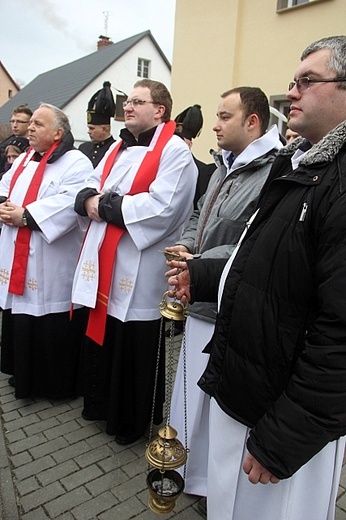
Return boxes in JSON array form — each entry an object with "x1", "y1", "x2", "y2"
[
  {"x1": 301, "y1": 36, "x2": 346, "y2": 90},
  {"x1": 39, "y1": 103, "x2": 71, "y2": 134}
]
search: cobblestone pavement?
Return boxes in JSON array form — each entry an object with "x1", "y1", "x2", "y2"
[{"x1": 0, "y1": 319, "x2": 345, "y2": 519}]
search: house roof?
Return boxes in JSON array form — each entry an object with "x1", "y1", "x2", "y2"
[
  {"x1": 0, "y1": 30, "x2": 171, "y2": 123},
  {"x1": 0, "y1": 62, "x2": 20, "y2": 91}
]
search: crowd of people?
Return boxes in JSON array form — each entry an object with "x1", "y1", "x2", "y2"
[{"x1": 0, "y1": 34, "x2": 346, "y2": 520}]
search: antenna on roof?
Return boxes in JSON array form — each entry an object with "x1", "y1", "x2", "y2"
[{"x1": 103, "y1": 11, "x2": 109, "y2": 36}]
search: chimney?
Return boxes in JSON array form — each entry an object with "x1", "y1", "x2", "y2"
[{"x1": 97, "y1": 35, "x2": 113, "y2": 51}]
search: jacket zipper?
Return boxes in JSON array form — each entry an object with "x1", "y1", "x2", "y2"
[{"x1": 299, "y1": 202, "x2": 308, "y2": 222}]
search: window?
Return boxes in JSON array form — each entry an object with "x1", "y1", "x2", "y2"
[
  {"x1": 277, "y1": 0, "x2": 329, "y2": 11},
  {"x1": 115, "y1": 94, "x2": 126, "y2": 121},
  {"x1": 8, "y1": 89, "x2": 12, "y2": 99},
  {"x1": 137, "y1": 58, "x2": 150, "y2": 78}
]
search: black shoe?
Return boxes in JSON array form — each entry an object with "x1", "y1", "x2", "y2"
[
  {"x1": 8, "y1": 376, "x2": 15, "y2": 387},
  {"x1": 81, "y1": 408, "x2": 105, "y2": 421},
  {"x1": 115, "y1": 424, "x2": 142, "y2": 445}
]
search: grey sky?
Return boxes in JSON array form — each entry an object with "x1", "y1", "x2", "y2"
[{"x1": 0, "y1": 0, "x2": 176, "y2": 87}]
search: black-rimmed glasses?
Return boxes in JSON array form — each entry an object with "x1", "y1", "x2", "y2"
[
  {"x1": 288, "y1": 77, "x2": 346, "y2": 93},
  {"x1": 122, "y1": 99, "x2": 158, "y2": 109}
]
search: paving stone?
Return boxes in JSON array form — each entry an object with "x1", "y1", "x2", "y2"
[
  {"x1": 111, "y1": 473, "x2": 147, "y2": 501},
  {"x1": 337, "y1": 492, "x2": 346, "y2": 513},
  {"x1": 43, "y1": 420, "x2": 81, "y2": 441},
  {"x1": 16, "y1": 475, "x2": 40, "y2": 496},
  {"x1": 98, "y1": 447, "x2": 138, "y2": 472},
  {"x1": 14, "y1": 455, "x2": 56, "y2": 481},
  {"x1": 29, "y1": 437, "x2": 69, "y2": 459},
  {"x1": 51, "y1": 440, "x2": 91, "y2": 464},
  {"x1": 74, "y1": 444, "x2": 115, "y2": 468},
  {"x1": 337, "y1": 507, "x2": 346, "y2": 520},
  {"x1": 24, "y1": 418, "x2": 60, "y2": 437},
  {"x1": 21, "y1": 482, "x2": 65, "y2": 513},
  {"x1": 64, "y1": 424, "x2": 103, "y2": 443},
  {"x1": 61, "y1": 464, "x2": 104, "y2": 491},
  {"x1": 56, "y1": 407, "x2": 84, "y2": 424},
  {"x1": 44, "y1": 487, "x2": 92, "y2": 518},
  {"x1": 121, "y1": 454, "x2": 148, "y2": 478},
  {"x1": 98, "y1": 496, "x2": 146, "y2": 520},
  {"x1": 11, "y1": 451, "x2": 33, "y2": 469},
  {"x1": 4, "y1": 414, "x2": 40, "y2": 432},
  {"x1": 19, "y1": 401, "x2": 53, "y2": 416},
  {"x1": 36, "y1": 460, "x2": 79, "y2": 486},
  {"x1": 85, "y1": 468, "x2": 128, "y2": 497},
  {"x1": 340, "y1": 470, "x2": 346, "y2": 489},
  {"x1": 21, "y1": 506, "x2": 54, "y2": 520},
  {"x1": 1, "y1": 410, "x2": 20, "y2": 422},
  {"x1": 71, "y1": 491, "x2": 118, "y2": 520},
  {"x1": 85, "y1": 431, "x2": 114, "y2": 449},
  {"x1": 6, "y1": 428, "x2": 26, "y2": 443},
  {"x1": 37, "y1": 403, "x2": 75, "y2": 421},
  {"x1": 9, "y1": 432, "x2": 47, "y2": 455}
]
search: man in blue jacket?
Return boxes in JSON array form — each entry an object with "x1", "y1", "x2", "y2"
[{"x1": 168, "y1": 35, "x2": 346, "y2": 520}]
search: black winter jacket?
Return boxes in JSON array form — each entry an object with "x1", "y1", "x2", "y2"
[{"x1": 190, "y1": 121, "x2": 346, "y2": 480}]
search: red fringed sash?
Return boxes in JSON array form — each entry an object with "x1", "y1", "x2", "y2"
[
  {"x1": 85, "y1": 121, "x2": 176, "y2": 345},
  {"x1": 8, "y1": 141, "x2": 60, "y2": 295}
]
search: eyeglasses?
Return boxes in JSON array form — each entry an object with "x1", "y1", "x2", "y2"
[
  {"x1": 9, "y1": 119, "x2": 30, "y2": 124},
  {"x1": 122, "y1": 99, "x2": 157, "y2": 109},
  {"x1": 288, "y1": 76, "x2": 346, "y2": 93}
]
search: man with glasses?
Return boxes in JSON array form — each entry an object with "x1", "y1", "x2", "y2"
[
  {"x1": 72, "y1": 79, "x2": 197, "y2": 445},
  {"x1": 167, "y1": 35, "x2": 346, "y2": 519},
  {"x1": 0, "y1": 105, "x2": 32, "y2": 176}
]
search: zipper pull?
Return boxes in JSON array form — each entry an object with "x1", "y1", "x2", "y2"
[{"x1": 299, "y1": 202, "x2": 308, "y2": 222}]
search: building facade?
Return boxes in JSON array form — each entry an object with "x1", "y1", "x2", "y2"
[{"x1": 171, "y1": 0, "x2": 344, "y2": 161}]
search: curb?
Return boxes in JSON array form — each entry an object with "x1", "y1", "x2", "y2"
[{"x1": 0, "y1": 408, "x2": 19, "y2": 520}]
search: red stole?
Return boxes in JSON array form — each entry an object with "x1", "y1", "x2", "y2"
[
  {"x1": 8, "y1": 141, "x2": 60, "y2": 296},
  {"x1": 85, "y1": 121, "x2": 176, "y2": 345}
]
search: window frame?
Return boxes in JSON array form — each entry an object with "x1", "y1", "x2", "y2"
[
  {"x1": 269, "y1": 95, "x2": 290, "y2": 135},
  {"x1": 137, "y1": 58, "x2": 151, "y2": 78},
  {"x1": 277, "y1": 0, "x2": 331, "y2": 12},
  {"x1": 114, "y1": 94, "x2": 126, "y2": 122}
]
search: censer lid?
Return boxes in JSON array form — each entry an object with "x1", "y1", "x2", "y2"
[
  {"x1": 159, "y1": 291, "x2": 188, "y2": 321},
  {"x1": 145, "y1": 424, "x2": 187, "y2": 470}
]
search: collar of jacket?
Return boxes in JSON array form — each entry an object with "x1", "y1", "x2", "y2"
[
  {"x1": 222, "y1": 124, "x2": 283, "y2": 175},
  {"x1": 279, "y1": 120, "x2": 346, "y2": 166},
  {"x1": 47, "y1": 131, "x2": 75, "y2": 164}
]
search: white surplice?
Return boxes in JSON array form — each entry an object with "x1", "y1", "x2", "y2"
[
  {"x1": 72, "y1": 132, "x2": 198, "y2": 322},
  {"x1": 0, "y1": 150, "x2": 93, "y2": 315},
  {"x1": 170, "y1": 316, "x2": 213, "y2": 497},
  {"x1": 208, "y1": 398, "x2": 345, "y2": 520}
]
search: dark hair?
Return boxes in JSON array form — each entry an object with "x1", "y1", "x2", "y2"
[
  {"x1": 12, "y1": 104, "x2": 33, "y2": 118},
  {"x1": 221, "y1": 87, "x2": 270, "y2": 134},
  {"x1": 134, "y1": 79, "x2": 172, "y2": 121},
  {"x1": 301, "y1": 36, "x2": 346, "y2": 90}
]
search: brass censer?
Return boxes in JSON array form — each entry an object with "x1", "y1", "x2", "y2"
[{"x1": 145, "y1": 286, "x2": 189, "y2": 514}]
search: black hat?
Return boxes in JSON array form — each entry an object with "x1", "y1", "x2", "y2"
[
  {"x1": 8, "y1": 136, "x2": 29, "y2": 153},
  {"x1": 87, "y1": 81, "x2": 116, "y2": 125},
  {"x1": 174, "y1": 104, "x2": 203, "y2": 140}
]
